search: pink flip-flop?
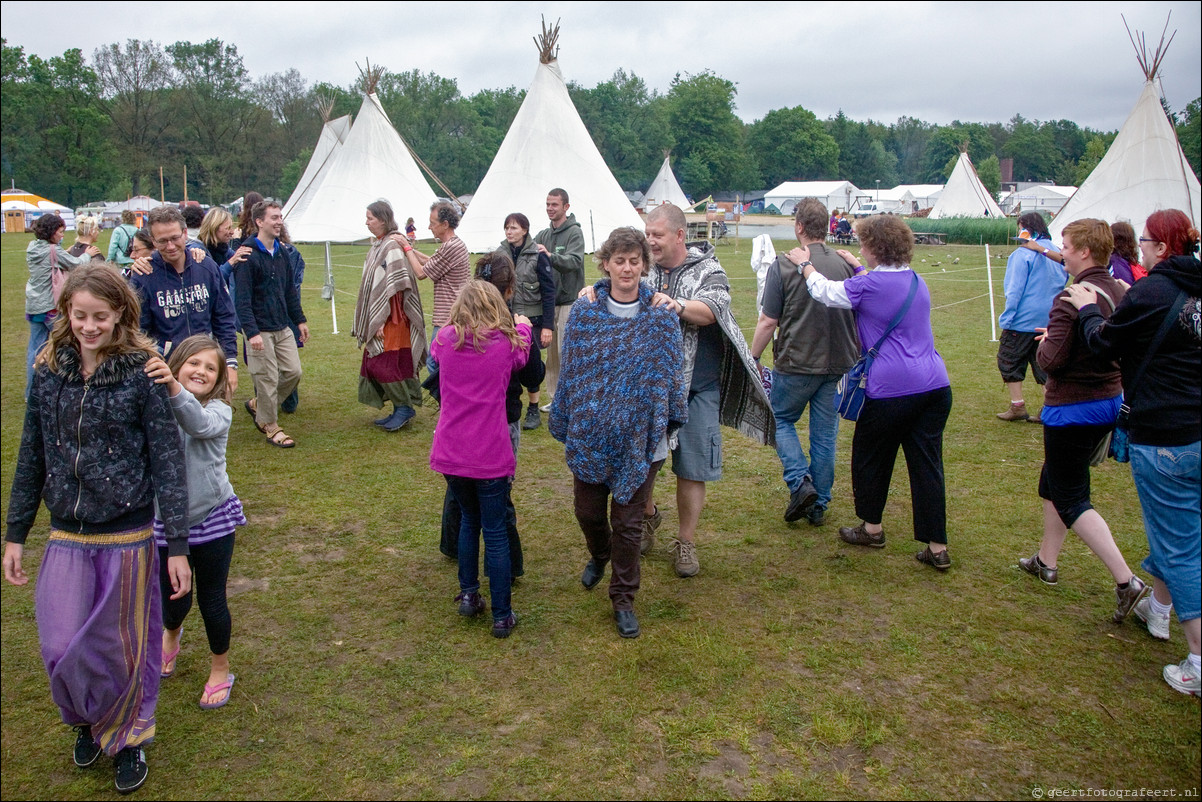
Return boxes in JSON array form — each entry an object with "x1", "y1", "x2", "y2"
[
  {"x1": 199, "y1": 674, "x2": 236, "y2": 710},
  {"x1": 161, "y1": 637, "x2": 182, "y2": 678}
]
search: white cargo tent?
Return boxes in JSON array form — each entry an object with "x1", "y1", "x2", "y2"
[
  {"x1": 928, "y1": 153, "x2": 1004, "y2": 219},
  {"x1": 1001, "y1": 184, "x2": 1077, "y2": 216},
  {"x1": 284, "y1": 92, "x2": 438, "y2": 243},
  {"x1": 457, "y1": 23, "x2": 644, "y2": 253},
  {"x1": 1050, "y1": 81, "x2": 1199, "y2": 242},
  {"x1": 894, "y1": 184, "x2": 945, "y2": 211},
  {"x1": 640, "y1": 155, "x2": 691, "y2": 211},
  {"x1": 764, "y1": 181, "x2": 864, "y2": 216},
  {"x1": 854, "y1": 186, "x2": 915, "y2": 214},
  {"x1": 281, "y1": 114, "x2": 352, "y2": 221}
]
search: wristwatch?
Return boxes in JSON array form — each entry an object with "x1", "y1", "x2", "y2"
[{"x1": 677, "y1": 298, "x2": 687, "y2": 317}]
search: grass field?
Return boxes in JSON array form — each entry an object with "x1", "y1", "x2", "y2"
[{"x1": 1, "y1": 230, "x2": 1198, "y2": 800}]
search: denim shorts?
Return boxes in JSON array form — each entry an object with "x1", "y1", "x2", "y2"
[
  {"x1": 1132, "y1": 440, "x2": 1201, "y2": 622},
  {"x1": 672, "y1": 387, "x2": 722, "y2": 482}
]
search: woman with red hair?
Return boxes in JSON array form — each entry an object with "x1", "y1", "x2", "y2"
[{"x1": 1066, "y1": 208, "x2": 1201, "y2": 696}]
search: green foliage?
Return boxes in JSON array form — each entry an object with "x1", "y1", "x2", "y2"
[
  {"x1": 976, "y1": 154, "x2": 1002, "y2": 197},
  {"x1": 1073, "y1": 136, "x2": 1112, "y2": 185},
  {"x1": 666, "y1": 70, "x2": 759, "y2": 194},
  {"x1": 1177, "y1": 96, "x2": 1201, "y2": 181},
  {"x1": 748, "y1": 105, "x2": 838, "y2": 186},
  {"x1": 908, "y1": 215, "x2": 1015, "y2": 244},
  {"x1": 570, "y1": 69, "x2": 672, "y2": 190}
]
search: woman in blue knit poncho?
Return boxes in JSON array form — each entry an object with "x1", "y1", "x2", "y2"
[{"x1": 549, "y1": 228, "x2": 687, "y2": 639}]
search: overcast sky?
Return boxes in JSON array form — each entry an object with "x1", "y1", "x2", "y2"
[{"x1": 2, "y1": 1, "x2": 1199, "y2": 131}]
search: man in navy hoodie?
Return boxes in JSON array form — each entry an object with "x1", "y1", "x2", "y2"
[{"x1": 132, "y1": 206, "x2": 239, "y2": 394}]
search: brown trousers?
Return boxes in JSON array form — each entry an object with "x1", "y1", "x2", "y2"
[{"x1": 573, "y1": 460, "x2": 664, "y2": 611}]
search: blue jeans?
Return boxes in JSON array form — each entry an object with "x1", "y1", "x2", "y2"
[
  {"x1": 427, "y1": 325, "x2": 441, "y2": 376},
  {"x1": 26, "y1": 315, "x2": 52, "y2": 402},
  {"x1": 1131, "y1": 441, "x2": 1201, "y2": 622},
  {"x1": 446, "y1": 475, "x2": 512, "y2": 621},
  {"x1": 770, "y1": 371, "x2": 840, "y2": 507}
]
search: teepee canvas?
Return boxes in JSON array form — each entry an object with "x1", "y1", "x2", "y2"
[
  {"x1": 282, "y1": 113, "x2": 351, "y2": 221},
  {"x1": 641, "y1": 155, "x2": 691, "y2": 211},
  {"x1": 457, "y1": 22, "x2": 642, "y2": 252},
  {"x1": 928, "y1": 152, "x2": 1004, "y2": 219},
  {"x1": 1049, "y1": 22, "x2": 1199, "y2": 241},
  {"x1": 285, "y1": 92, "x2": 437, "y2": 243}
]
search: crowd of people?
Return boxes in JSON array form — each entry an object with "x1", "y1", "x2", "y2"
[{"x1": 6, "y1": 190, "x2": 1200, "y2": 794}]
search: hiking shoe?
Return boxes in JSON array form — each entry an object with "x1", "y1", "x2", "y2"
[
  {"x1": 492, "y1": 612, "x2": 519, "y2": 639},
  {"x1": 785, "y1": 478, "x2": 818, "y2": 523},
  {"x1": 640, "y1": 506, "x2": 662, "y2": 556},
  {"x1": 1114, "y1": 575, "x2": 1149, "y2": 623},
  {"x1": 114, "y1": 746, "x2": 147, "y2": 794},
  {"x1": 839, "y1": 522, "x2": 885, "y2": 548},
  {"x1": 915, "y1": 545, "x2": 952, "y2": 570},
  {"x1": 455, "y1": 591, "x2": 485, "y2": 618},
  {"x1": 806, "y1": 505, "x2": 826, "y2": 527},
  {"x1": 522, "y1": 404, "x2": 541, "y2": 431},
  {"x1": 1019, "y1": 552, "x2": 1058, "y2": 585},
  {"x1": 997, "y1": 402, "x2": 1030, "y2": 421},
  {"x1": 1163, "y1": 658, "x2": 1200, "y2": 696},
  {"x1": 670, "y1": 538, "x2": 699, "y2": 578},
  {"x1": 73, "y1": 726, "x2": 102, "y2": 768},
  {"x1": 1134, "y1": 595, "x2": 1171, "y2": 640}
]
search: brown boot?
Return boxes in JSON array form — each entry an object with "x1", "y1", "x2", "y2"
[{"x1": 997, "y1": 402, "x2": 1029, "y2": 421}]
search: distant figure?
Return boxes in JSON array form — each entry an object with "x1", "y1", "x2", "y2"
[
  {"x1": 835, "y1": 214, "x2": 853, "y2": 244},
  {"x1": 405, "y1": 217, "x2": 417, "y2": 243},
  {"x1": 67, "y1": 216, "x2": 105, "y2": 262},
  {"x1": 183, "y1": 205, "x2": 204, "y2": 242},
  {"x1": 107, "y1": 209, "x2": 140, "y2": 270},
  {"x1": 997, "y1": 212, "x2": 1068, "y2": 423},
  {"x1": 534, "y1": 188, "x2": 586, "y2": 411},
  {"x1": 1108, "y1": 221, "x2": 1143, "y2": 284}
]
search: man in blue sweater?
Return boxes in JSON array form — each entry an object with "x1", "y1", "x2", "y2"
[
  {"x1": 132, "y1": 206, "x2": 239, "y2": 394},
  {"x1": 996, "y1": 212, "x2": 1067, "y2": 422}
]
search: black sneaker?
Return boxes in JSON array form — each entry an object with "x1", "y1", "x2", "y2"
[
  {"x1": 784, "y1": 478, "x2": 818, "y2": 522},
  {"x1": 522, "y1": 404, "x2": 541, "y2": 430},
  {"x1": 73, "y1": 726, "x2": 102, "y2": 768},
  {"x1": 806, "y1": 505, "x2": 826, "y2": 527},
  {"x1": 114, "y1": 746, "x2": 148, "y2": 794},
  {"x1": 492, "y1": 612, "x2": 519, "y2": 638},
  {"x1": 455, "y1": 591, "x2": 485, "y2": 618}
]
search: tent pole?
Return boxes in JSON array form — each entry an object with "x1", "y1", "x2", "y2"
[
  {"x1": 589, "y1": 211, "x2": 595, "y2": 252},
  {"x1": 325, "y1": 241, "x2": 339, "y2": 334},
  {"x1": 985, "y1": 244, "x2": 997, "y2": 342}
]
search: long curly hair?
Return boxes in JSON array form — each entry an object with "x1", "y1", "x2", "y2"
[
  {"x1": 446, "y1": 280, "x2": 521, "y2": 352},
  {"x1": 39, "y1": 263, "x2": 157, "y2": 372}
]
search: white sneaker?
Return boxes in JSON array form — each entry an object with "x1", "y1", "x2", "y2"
[
  {"x1": 1133, "y1": 596, "x2": 1171, "y2": 640},
  {"x1": 538, "y1": 401, "x2": 552, "y2": 413},
  {"x1": 1163, "y1": 658, "x2": 1200, "y2": 696}
]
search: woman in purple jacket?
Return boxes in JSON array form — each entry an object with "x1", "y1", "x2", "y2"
[
  {"x1": 429, "y1": 280, "x2": 531, "y2": 638},
  {"x1": 792, "y1": 214, "x2": 954, "y2": 569}
]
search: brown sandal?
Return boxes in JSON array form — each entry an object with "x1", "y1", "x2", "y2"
[
  {"x1": 244, "y1": 399, "x2": 266, "y2": 433},
  {"x1": 264, "y1": 426, "x2": 295, "y2": 448}
]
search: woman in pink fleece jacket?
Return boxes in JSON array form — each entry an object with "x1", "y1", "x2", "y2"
[{"x1": 430, "y1": 280, "x2": 531, "y2": 638}]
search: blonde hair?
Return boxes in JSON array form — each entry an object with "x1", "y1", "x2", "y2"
[
  {"x1": 447, "y1": 280, "x2": 521, "y2": 352},
  {"x1": 198, "y1": 207, "x2": 233, "y2": 251},
  {"x1": 75, "y1": 216, "x2": 100, "y2": 238},
  {"x1": 39, "y1": 262, "x2": 157, "y2": 372},
  {"x1": 167, "y1": 334, "x2": 229, "y2": 406}
]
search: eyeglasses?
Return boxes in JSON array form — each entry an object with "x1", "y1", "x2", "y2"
[
  {"x1": 153, "y1": 232, "x2": 186, "y2": 247},
  {"x1": 1138, "y1": 237, "x2": 1160, "y2": 244}
]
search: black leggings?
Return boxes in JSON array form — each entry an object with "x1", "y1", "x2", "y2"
[
  {"x1": 159, "y1": 534, "x2": 235, "y2": 656},
  {"x1": 1038, "y1": 423, "x2": 1111, "y2": 528}
]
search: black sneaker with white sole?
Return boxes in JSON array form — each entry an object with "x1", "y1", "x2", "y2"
[
  {"x1": 114, "y1": 746, "x2": 148, "y2": 794},
  {"x1": 73, "y1": 726, "x2": 102, "y2": 768}
]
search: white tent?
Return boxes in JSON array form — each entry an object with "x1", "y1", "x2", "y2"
[
  {"x1": 282, "y1": 114, "x2": 352, "y2": 221},
  {"x1": 928, "y1": 152, "x2": 1004, "y2": 219},
  {"x1": 894, "y1": 184, "x2": 945, "y2": 211},
  {"x1": 284, "y1": 93, "x2": 438, "y2": 243},
  {"x1": 457, "y1": 30, "x2": 643, "y2": 253},
  {"x1": 1000, "y1": 184, "x2": 1077, "y2": 216},
  {"x1": 640, "y1": 155, "x2": 691, "y2": 211},
  {"x1": 1050, "y1": 80, "x2": 1200, "y2": 241},
  {"x1": 763, "y1": 181, "x2": 864, "y2": 216}
]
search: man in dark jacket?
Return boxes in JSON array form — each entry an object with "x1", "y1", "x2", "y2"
[
  {"x1": 132, "y1": 206, "x2": 239, "y2": 393},
  {"x1": 234, "y1": 200, "x2": 309, "y2": 445},
  {"x1": 534, "y1": 188, "x2": 585, "y2": 409},
  {"x1": 751, "y1": 198, "x2": 860, "y2": 527}
]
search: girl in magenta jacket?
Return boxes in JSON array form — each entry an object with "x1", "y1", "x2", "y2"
[{"x1": 430, "y1": 280, "x2": 531, "y2": 638}]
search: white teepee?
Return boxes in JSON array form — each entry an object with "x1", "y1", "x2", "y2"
[
  {"x1": 281, "y1": 113, "x2": 351, "y2": 221},
  {"x1": 284, "y1": 93, "x2": 438, "y2": 243},
  {"x1": 928, "y1": 152, "x2": 1004, "y2": 219},
  {"x1": 457, "y1": 22, "x2": 643, "y2": 253},
  {"x1": 1049, "y1": 21, "x2": 1200, "y2": 241},
  {"x1": 641, "y1": 155, "x2": 691, "y2": 211}
]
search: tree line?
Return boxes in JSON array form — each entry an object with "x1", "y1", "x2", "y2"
[{"x1": 3, "y1": 37, "x2": 1200, "y2": 210}]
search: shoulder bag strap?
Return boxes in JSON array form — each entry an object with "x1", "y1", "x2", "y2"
[
  {"x1": 1125, "y1": 290, "x2": 1188, "y2": 406},
  {"x1": 867, "y1": 272, "x2": 920, "y2": 357},
  {"x1": 1078, "y1": 282, "x2": 1115, "y2": 313}
]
